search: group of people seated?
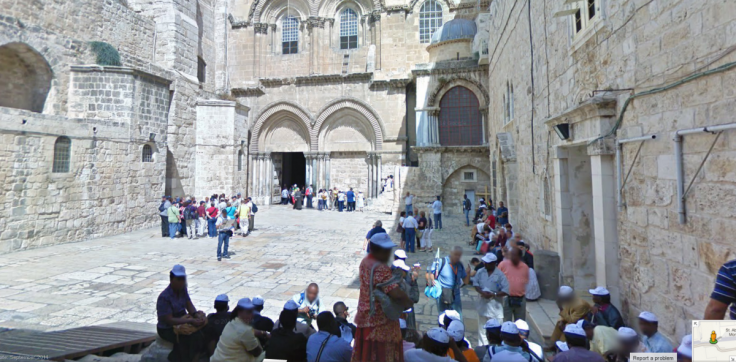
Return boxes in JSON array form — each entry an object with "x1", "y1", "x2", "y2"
[
  {"x1": 156, "y1": 265, "x2": 356, "y2": 362},
  {"x1": 547, "y1": 285, "x2": 693, "y2": 362}
]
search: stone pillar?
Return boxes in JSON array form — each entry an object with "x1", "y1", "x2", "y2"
[
  {"x1": 250, "y1": 154, "x2": 257, "y2": 198},
  {"x1": 304, "y1": 153, "x2": 312, "y2": 187},
  {"x1": 265, "y1": 152, "x2": 272, "y2": 205},
  {"x1": 258, "y1": 153, "x2": 265, "y2": 199},
  {"x1": 376, "y1": 154, "x2": 382, "y2": 197},
  {"x1": 325, "y1": 154, "x2": 331, "y2": 190},
  {"x1": 552, "y1": 147, "x2": 573, "y2": 287},
  {"x1": 590, "y1": 152, "x2": 620, "y2": 307},
  {"x1": 319, "y1": 153, "x2": 325, "y2": 190},
  {"x1": 366, "y1": 153, "x2": 373, "y2": 198},
  {"x1": 311, "y1": 154, "x2": 318, "y2": 187}
]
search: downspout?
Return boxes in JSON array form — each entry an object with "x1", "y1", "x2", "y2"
[{"x1": 675, "y1": 122, "x2": 736, "y2": 224}]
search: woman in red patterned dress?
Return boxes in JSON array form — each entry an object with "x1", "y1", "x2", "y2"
[{"x1": 352, "y1": 233, "x2": 414, "y2": 362}]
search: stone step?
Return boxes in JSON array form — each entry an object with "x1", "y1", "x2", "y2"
[{"x1": 526, "y1": 299, "x2": 559, "y2": 346}]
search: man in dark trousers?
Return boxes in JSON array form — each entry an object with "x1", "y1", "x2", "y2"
[
  {"x1": 159, "y1": 196, "x2": 171, "y2": 237},
  {"x1": 346, "y1": 188, "x2": 356, "y2": 212},
  {"x1": 204, "y1": 294, "x2": 230, "y2": 356}
]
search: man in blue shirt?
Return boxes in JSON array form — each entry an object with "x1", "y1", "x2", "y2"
[
  {"x1": 638, "y1": 311, "x2": 672, "y2": 353},
  {"x1": 346, "y1": 188, "x2": 355, "y2": 212},
  {"x1": 306, "y1": 312, "x2": 352, "y2": 362},
  {"x1": 496, "y1": 201, "x2": 509, "y2": 226},
  {"x1": 426, "y1": 246, "x2": 471, "y2": 318},
  {"x1": 705, "y1": 259, "x2": 736, "y2": 320}
]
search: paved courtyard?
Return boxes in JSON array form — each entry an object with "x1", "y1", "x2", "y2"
[{"x1": 0, "y1": 205, "x2": 491, "y2": 345}]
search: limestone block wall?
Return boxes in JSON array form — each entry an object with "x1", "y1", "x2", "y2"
[
  {"x1": 486, "y1": 0, "x2": 736, "y2": 341},
  {"x1": 0, "y1": 107, "x2": 166, "y2": 253},
  {"x1": 330, "y1": 153, "x2": 369, "y2": 193}
]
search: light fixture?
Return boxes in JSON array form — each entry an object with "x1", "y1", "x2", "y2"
[
  {"x1": 149, "y1": 133, "x2": 156, "y2": 141},
  {"x1": 554, "y1": 123, "x2": 570, "y2": 140}
]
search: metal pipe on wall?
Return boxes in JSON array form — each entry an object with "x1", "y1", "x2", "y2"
[
  {"x1": 616, "y1": 134, "x2": 656, "y2": 212},
  {"x1": 674, "y1": 123, "x2": 736, "y2": 224}
]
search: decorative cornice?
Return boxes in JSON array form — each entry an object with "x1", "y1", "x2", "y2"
[
  {"x1": 369, "y1": 78, "x2": 413, "y2": 89},
  {"x1": 412, "y1": 145, "x2": 490, "y2": 154},
  {"x1": 228, "y1": 14, "x2": 250, "y2": 29},
  {"x1": 254, "y1": 22, "x2": 270, "y2": 34},
  {"x1": 259, "y1": 72, "x2": 373, "y2": 87},
  {"x1": 196, "y1": 99, "x2": 251, "y2": 111},
  {"x1": 542, "y1": 95, "x2": 617, "y2": 127},
  {"x1": 384, "y1": 136, "x2": 409, "y2": 142},
  {"x1": 305, "y1": 16, "x2": 334, "y2": 30},
  {"x1": 383, "y1": 5, "x2": 410, "y2": 15},
  {"x1": 426, "y1": 75, "x2": 489, "y2": 108},
  {"x1": 231, "y1": 86, "x2": 266, "y2": 96},
  {"x1": 412, "y1": 62, "x2": 488, "y2": 76}
]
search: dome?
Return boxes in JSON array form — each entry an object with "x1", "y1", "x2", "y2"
[{"x1": 429, "y1": 18, "x2": 477, "y2": 45}]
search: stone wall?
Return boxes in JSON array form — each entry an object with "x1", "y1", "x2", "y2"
[
  {"x1": 0, "y1": 107, "x2": 166, "y2": 252},
  {"x1": 486, "y1": 0, "x2": 736, "y2": 341},
  {"x1": 329, "y1": 152, "x2": 370, "y2": 193}
]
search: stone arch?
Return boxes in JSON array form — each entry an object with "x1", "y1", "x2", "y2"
[
  {"x1": 318, "y1": 0, "x2": 375, "y2": 19},
  {"x1": 441, "y1": 163, "x2": 490, "y2": 185},
  {"x1": 253, "y1": 0, "x2": 310, "y2": 23},
  {"x1": 250, "y1": 101, "x2": 313, "y2": 153},
  {"x1": 441, "y1": 164, "x2": 492, "y2": 211},
  {"x1": 426, "y1": 76, "x2": 489, "y2": 109},
  {"x1": 0, "y1": 42, "x2": 53, "y2": 112},
  {"x1": 314, "y1": 98, "x2": 384, "y2": 151}
]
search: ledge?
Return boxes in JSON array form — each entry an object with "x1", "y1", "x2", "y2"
[
  {"x1": 259, "y1": 72, "x2": 373, "y2": 87},
  {"x1": 412, "y1": 145, "x2": 490, "y2": 154},
  {"x1": 542, "y1": 95, "x2": 617, "y2": 127},
  {"x1": 70, "y1": 65, "x2": 172, "y2": 85},
  {"x1": 231, "y1": 86, "x2": 265, "y2": 96},
  {"x1": 196, "y1": 99, "x2": 250, "y2": 111}
]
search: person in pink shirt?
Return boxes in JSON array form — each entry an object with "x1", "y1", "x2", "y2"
[{"x1": 498, "y1": 247, "x2": 529, "y2": 322}]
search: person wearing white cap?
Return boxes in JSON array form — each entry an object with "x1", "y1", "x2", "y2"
[
  {"x1": 550, "y1": 286, "x2": 591, "y2": 345},
  {"x1": 604, "y1": 326, "x2": 648, "y2": 362},
  {"x1": 483, "y1": 321, "x2": 532, "y2": 362},
  {"x1": 588, "y1": 287, "x2": 624, "y2": 330},
  {"x1": 446, "y1": 320, "x2": 477, "y2": 362},
  {"x1": 211, "y1": 298, "x2": 268, "y2": 362},
  {"x1": 156, "y1": 264, "x2": 207, "y2": 361},
  {"x1": 205, "y1": 294, "x2": 232, "y2": 356},
  {"x1": 354, "y1": 230, "x2": 414, "y2": 362},
  {"x1": 474, "y1": 319, "x2": 503, "y2": 360},
  {"x1": 471, "y1": 252, "x2": 509, "y2": 347},
  {"x1": 404, "y1": 327, "x2": 469, "y2": 362},
  {"x1": 394, "y1": 249, "x2": 407, "y2": 261},
  {"x1": 515, "y1": 320, "x2": 543, "y2": 361},
  {"x1": 427, "y1": 246, "x2": 471, "y2": 319},
  {"x1": 638, "y1": 311, "x2": 672, "y2": 353},
  {"x1": 676, "y1": 335, "x2": 692, "y2": 362},
  {"x1": 266, "y1": 301, "x2": 309, "y2": 361},
  {"x1": 552, "y1": 324, "x2": 605, "y2": 362}
]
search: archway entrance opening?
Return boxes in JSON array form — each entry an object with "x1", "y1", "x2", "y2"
[{"x1": 279, "y1": 152, "x2": 306, "y2": 189}]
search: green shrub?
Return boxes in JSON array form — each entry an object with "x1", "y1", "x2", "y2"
[{"x1": 89, "y1": 41, "x2": 121, "y2": 66}]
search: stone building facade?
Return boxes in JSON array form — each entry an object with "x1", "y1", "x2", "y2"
[{"x1": 486, "y1": 0, "x2": 736, "y2": 343}]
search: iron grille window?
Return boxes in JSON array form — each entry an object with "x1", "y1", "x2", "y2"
[
  {"x1": 282, "y1": 16, "x2": 299, "y2": 54},
  {"x1": 52, "y1": 136, "x2": 71, "y2": 173},
  {"x1": 463, "y1": 171, "x2": 475, "y2": 181},
  {"x1": 340, "y1": 9, "x2": 358, "y2": 50},
  {"x1": 142, "y1": 144, "x2": 153, "y2": 162},
  {"x1": 438, "y1": 86, "x2": 483, "y2": 146},
  {"x1": 197, "y1": 57, "x2": 206, "y2": 83},
  {"x1": 419, "y1": 0, "x2": 442, "y2": 44},
  {"x1": 238, "y1": 150, "x2": 243, "y2": 171}
]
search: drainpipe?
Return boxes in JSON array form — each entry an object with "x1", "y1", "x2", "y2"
[
  {"x1": 675, "y1": 123, "x2": 736, "y2": 224},
  {"x1": 616, "y1": 134, "x2": 657, "y2": 212}
]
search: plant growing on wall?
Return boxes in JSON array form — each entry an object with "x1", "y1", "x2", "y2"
[{"x1": 89, "y1": 41, "x2": 121, "y2": 66}]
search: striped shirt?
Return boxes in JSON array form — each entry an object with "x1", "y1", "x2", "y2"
[{"x1": 711, "y1": 259, "x2": 736, "y2": 320}]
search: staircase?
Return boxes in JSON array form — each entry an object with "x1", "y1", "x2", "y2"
[{"x1": 365, "y1": 165, "x2": 410, "y2": 214}]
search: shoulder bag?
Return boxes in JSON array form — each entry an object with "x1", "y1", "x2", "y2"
[{"x1": 369, "y1": 263, "x2": 403, "y2": 320}]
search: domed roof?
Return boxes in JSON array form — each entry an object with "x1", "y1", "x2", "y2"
[{"x1": 430, "y1": 18, "x2": 477, "y2": 45}]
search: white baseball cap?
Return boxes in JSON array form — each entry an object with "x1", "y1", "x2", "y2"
[
  {"x1": 237, "y1": 298, "x2": 254, "y2": 309},
  {"x1": 588, "y1": 286, "x2": 610, "y2": 296},
  {"x1": 514, "y1": 319, "x2": 529, "y2": 331},
  {"x1": 638, "y1": 311, "x2": 657, "y2": 323},
  {"x1": 484, "y1": 319, "x2": 502, "y2": 330},
  {"x1": 399, "y1": 319, "x2": 407, "y2": 329},
  {"x1": 447, "y1": 320, "x2": 465, "y2": 342},
  {"x1": 618, "y1": 327, "x2": 638, "y2": 340},
  {"x1": 171, "y1": 264, "x2": 186, "y2": 277},
  {"x1": 555, "y1": 341, "x2": 569, "y2": 352},
  {"x1": 392, "y1": 259, "x2": 410, "y2": 271},
  {"x1": 481, "y1": 253, "x2": 498, "y2": 263},
  {"x1": 558, "y1": 286, "x2": 574, "y2": 297},
  {"x1": 252, "y1": 295, "x2": 264, "y2": 306},
  {"x1": 563, "y1": 323, "x2": 586, "y2": 338},
  {"x1": 677, "y1": 335, "x2": 692, "y2": 358},
  {"x1": 500, "y1": 321, "x2": 519, "y2": 335},
  {"x1": 394, "y1": 250, "x2": 407, "y2": 259},
  {"x1": 426, "y1": 327, "x2": 450, "y2": 344},
  {"x1": 215, "y1": 294, "x2": 229, "y2": 302},
  {"x1": 284, "y1": 300, "x2": 299, "y2": 311},
  {"x1": 369, "y1": 233, "x2": 396, "y2": 249}
]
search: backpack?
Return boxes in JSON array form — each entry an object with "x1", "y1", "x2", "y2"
[
  {"x1": 463, "y1": 199, "x2": 472, "y2": 211},
  {"x1": 185, "y1": 206, "x2": 197, "y2": 220},
  {"x1": 251, "y1": 203, "x2": 258, "y2": 213}
]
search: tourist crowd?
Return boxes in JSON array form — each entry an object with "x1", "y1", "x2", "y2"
[
  {"x1": 280, "y1": 185, "x2": 366, "y2": 212},
  {"x1": 154, "y1": 191, "x2": 698, "y2": 362}
]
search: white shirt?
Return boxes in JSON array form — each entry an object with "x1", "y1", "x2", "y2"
[
  {"x1": 402, "y1": 216, "x2": 418, "y2": 229},
  {"x1": 476, "y1": 223, "x2": 485, "y2": 234},
  {"x1": 432, "y1": 200, "x2": 442, "y2": 214},
  {"x1": 338, "y1": 193, "x2": 345, "y2": 201},
  {"x1": 405, "y1": 195, "x2": 414, "y2": 206},
  {"x1": 404, "y1": 349, "x2": 454, "y2": 362},
  {"x1": 245, "y1": 201, "x2": 254, "y2": 216},
  {"x1": 281, "y1": 189, "x2": 288, "y2": 197}
]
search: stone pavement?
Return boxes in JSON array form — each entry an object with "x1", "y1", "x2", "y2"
[{"x1": 0, "y1": 204, "x2": 535, "y2": 348}]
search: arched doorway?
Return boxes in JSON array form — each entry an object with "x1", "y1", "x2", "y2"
[
  {"x1": 438, "y1": 86, "x2": 483, "y2": 146},
  {"x1": 0, "y1": 42, "x2": 53, "y2": 112},
  {"x1": 441, "y1": 165, "x2": 491, "y2": 213}
]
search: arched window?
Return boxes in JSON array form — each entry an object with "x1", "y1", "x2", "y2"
[
  {"x1": 340, "y1": 8, "x2": 358, "y2": 49},
  {"x1": 52, "y1": 136, "x2": 71, "y2": 173},
  {"x1": 282, "y1": 16, "x2": 299, "y2": 54},
  {"x1": 438, "y1": 86, "x2": 483, "y2": 146},
  {"x1": 238, "y1": 150, "x2": 244, "y2": 171},
  {"x1": 142, "y1": 144, "x2": 153, "y2": 162},
  {"x1": 419, "y1": 0, "x2": 443, "y2": 44}
]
